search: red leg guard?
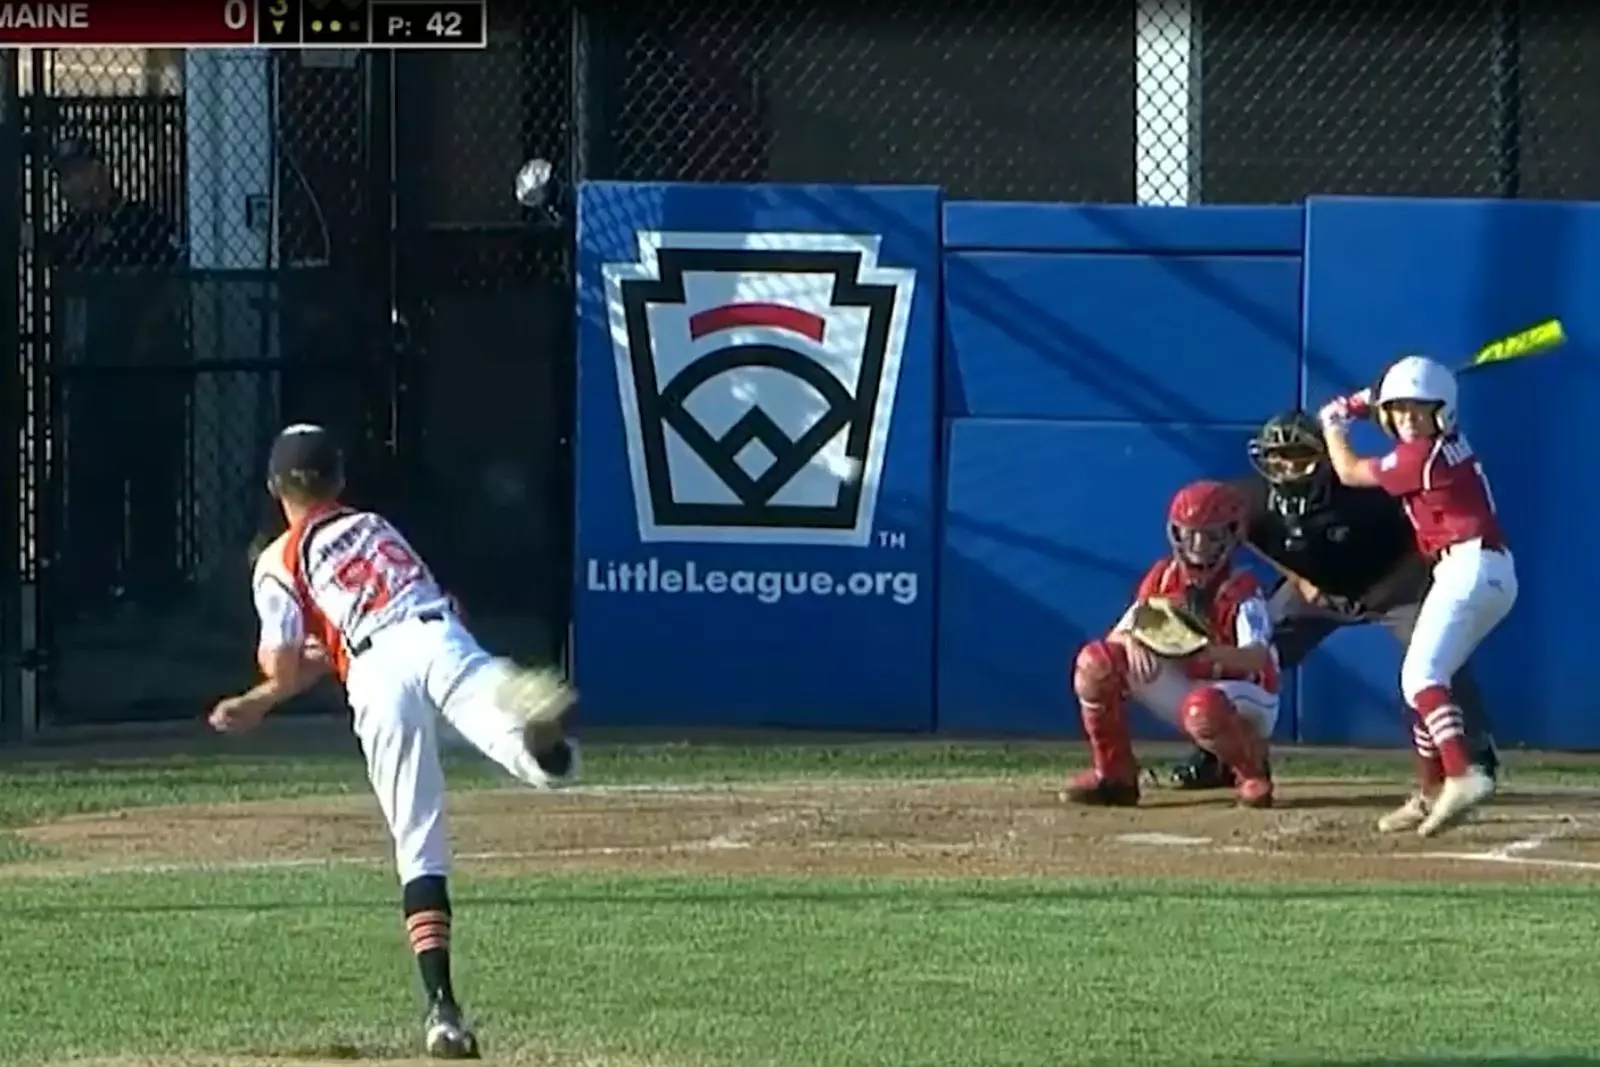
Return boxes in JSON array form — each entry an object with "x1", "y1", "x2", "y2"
[
  {"x1": 1072, "y1": 640, "x2": 1136, "y2": 782},
  {"x1": 1413, "y1": 684, "x2": 1470, "y2": 778},
  {"x1": 1178, "y1": 685, "x2": 1266, "y2": 782}
]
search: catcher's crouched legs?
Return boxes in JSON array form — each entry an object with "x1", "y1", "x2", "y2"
[
  {"x1": 1062, "y1": 639, "x2": 1141, "y2": 806},
  {"x1": 1177, "y1": 685, "x2": 1274, "y2": 808}
]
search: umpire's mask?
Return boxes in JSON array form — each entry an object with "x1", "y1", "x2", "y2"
[{"x1": 1249, "y1": 410, "x2": 1330, "y2": 524}]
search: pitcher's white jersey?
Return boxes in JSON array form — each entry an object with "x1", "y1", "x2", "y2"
[{"x1": 252, "y1": 505, "x2": 452, "y2": 680}]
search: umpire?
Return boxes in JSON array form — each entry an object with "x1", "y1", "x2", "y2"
[{"x1": 1167, "y1": 410, "x2": 1499, "y2": 789}]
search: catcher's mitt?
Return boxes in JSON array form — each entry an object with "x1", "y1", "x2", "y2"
[{"x1": 1126, "y1": 596, "x2": 1211, "y2": 657}]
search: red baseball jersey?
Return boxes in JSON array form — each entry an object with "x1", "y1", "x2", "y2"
[{"x1": 1372, "y1": 433, "x2": 1505, "y2": 560}]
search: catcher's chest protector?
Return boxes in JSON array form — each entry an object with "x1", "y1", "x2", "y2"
[{"x1": 1144, "y1": 562, "x2": 1257, "y2": 644}]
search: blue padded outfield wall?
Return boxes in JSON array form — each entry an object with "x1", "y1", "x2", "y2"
[{"x1": 572, "y1": 185, "x2": 1600, "y2": 749}]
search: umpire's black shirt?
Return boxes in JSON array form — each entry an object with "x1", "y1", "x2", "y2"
[{"x1": 1230, "y1": 475, "x2": 1424, "y2": 611}]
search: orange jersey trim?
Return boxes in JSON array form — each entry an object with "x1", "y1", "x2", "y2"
[{"x1": 281, "y1": 503, "x2": 353, "y2": 682}]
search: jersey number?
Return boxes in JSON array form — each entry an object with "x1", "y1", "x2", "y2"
[
  {"x1": 333, "y1": 538, "x2": 421, "y2": 614},
  {"x1": 1442, "y1": 438, "x2": 1498, "y2": 514}
]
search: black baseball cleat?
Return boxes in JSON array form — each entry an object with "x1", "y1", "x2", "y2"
[
  {"x1": 1475, "y1": 742, "x2": 1500, "y2": 781},
  {"x1": 1168, "y1": 747, "x2": 1235, "y2": 790},
  {"x1": 1061, "y1": 770, "x2": 1141, "y2": 807},
  {"x1": 496, "y1": 662, "x2": 578, "y2": 771},
  {"x1": 532, "y1": 736, "x2": 576, "y2": 778},
  {"x1": 424, "y1": 997, "x2": 481, "y2": 1060},
  {"x1": 1167, "y1": 747, "x2": 1272, "y2": 791}
]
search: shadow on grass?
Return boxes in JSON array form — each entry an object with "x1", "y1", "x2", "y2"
[
  {"x1": 17, "y1": 878, "x2": 1600, "y2": 919},
  {"x1": 1284, "y1": 1060, "x2": 1600, "y2": 1066}
]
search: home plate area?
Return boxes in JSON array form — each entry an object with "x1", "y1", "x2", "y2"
[{"x1": 13, "y1": 777, "x2": 1600, "y2": 886}]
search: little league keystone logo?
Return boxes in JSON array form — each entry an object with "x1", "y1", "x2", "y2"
[{"x1": 603, "y1": 232, "x2": 916, "y2": 546}]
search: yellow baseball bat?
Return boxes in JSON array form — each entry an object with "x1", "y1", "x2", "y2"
[{"x1": 1466, "y1": 317, "x2": 1567, "y2": 369}]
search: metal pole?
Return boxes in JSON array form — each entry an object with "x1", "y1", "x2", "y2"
[
  {"x1": 1134, "y1": 0, "x2": 1201, "y2": 205},
  {"x1": 0, "y1": 50, "x2": 19, "y2": 741},
  {"x1": 1490, "y1": 0, "x2": 1523, "y2": 198},
  {"x1": 184, "y1": 49, "x2": 277, "y2": 586},
  {"x1": 24, "y1": 52, "x2": 50, "y2": 734}
]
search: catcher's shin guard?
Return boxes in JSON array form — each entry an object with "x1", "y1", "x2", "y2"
[
  {"x1": 1065, "y1": 640, "x2": 1139, "y2": 804},
  {"x1": 1178, "y1": 686, "x2": 1272, "y2": 807},
  {"x1": 1072, "y1": 641, "x2": 1137, "y2": 776}
]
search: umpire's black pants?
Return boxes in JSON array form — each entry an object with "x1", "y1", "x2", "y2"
[{"x1": 1265, "y1": 578, "x2": 1496, "y2": 752}]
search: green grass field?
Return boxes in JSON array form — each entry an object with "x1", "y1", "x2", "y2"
[{"x1": 3, "y1": 738, "x2": 1600, "y2": 1066}]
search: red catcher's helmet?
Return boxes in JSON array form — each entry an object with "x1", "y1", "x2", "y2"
[{"x1": 1167, "y1": 480, "x2": 1246, "y2": 576}]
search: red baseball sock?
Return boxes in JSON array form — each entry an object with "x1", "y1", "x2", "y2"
[
  {"x1": 1413, "y1": 685, "x2": 1470, "y2": 778},
  {"x1": 1410, "y1": 720, "x2": 1445, "y2": 791}
]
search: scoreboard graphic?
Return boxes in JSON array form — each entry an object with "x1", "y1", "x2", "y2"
[{"x1": 0, "y1": 0, "x2": 486, "y2": 47}]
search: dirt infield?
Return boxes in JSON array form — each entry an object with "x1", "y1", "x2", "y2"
[{"x1": 11, "y1": 776, "x2": 1600, "y2": 885}]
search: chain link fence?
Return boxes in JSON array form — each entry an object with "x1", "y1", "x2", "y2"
[
  {"x1": 388, "y1": 9, "x2": 576, "y2": 661},
  {"x1": 586, "y1": 3, "x2": 1138, "y2": 201},
  {"x1": 586, "y1": 0, "x2": 1600, "y2": 204},
  {"x1": 8, "y1": 47, "x2": 393, "y2": 725},
  {"x1": 1189, "y1": 3, "x2": 1600, "y2": 204},
  {"x1": 5, "y1": 2, "x2": 1600, "y2": 731}
]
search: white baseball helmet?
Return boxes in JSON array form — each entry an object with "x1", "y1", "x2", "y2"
[{"x1": 1375, "y1": 355, "x2": 1458, "y2": 434}]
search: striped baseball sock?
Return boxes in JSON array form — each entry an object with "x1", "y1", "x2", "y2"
[
  {"x1": 1411, "y1": 719, "x2": 1444, "y2": 791},
  {"x1": 1413, "y1": 685, "x2": 1470, "y2": 778},
  {"x1": 403, "y1": 875, "x2": 457, "y2": 1005}
]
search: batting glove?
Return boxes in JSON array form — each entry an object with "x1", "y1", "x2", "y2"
[{"x1": 1317, "y1": 397, "x2": 1352, "y2": 430}]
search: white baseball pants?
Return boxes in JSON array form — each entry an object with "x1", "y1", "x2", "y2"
[
  {"x1": 1130, "y1": 664, "x2": 1280, "y2": 738},
  {"x1": 1400, "y1": 539, "x2": 1517, "y2": 704},
  {"x1": 344, "y1": 614, "x2": 563, "y2": 885}
]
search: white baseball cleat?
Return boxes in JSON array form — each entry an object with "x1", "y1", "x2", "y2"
[
  {"x1": 493, "y1": 661, "x2": 579, "y2": 788},
  {"x1": 1377, "y1": 793, "x2": 1432, "y2": 834},
  {"x1": 1416, "y1": 767, "x2": 1496, "y2": 838},
  {"x1": 494, "y1": 662, "x2": 577, "y2": 729}
]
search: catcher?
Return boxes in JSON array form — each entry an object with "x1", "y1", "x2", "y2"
[{"x1": 1065, "y1": 480, "x2": 1279, "y2": 808}]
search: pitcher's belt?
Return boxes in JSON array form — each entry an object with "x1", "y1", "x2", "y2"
[{"x1": 349, "y1": 610, "x2": 445, "y2": 658}]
